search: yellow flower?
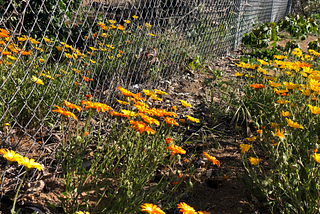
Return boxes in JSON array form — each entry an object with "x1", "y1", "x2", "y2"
[
  {"x1": 281, "y1": 111, "x2": 291, "y2": 117},
  {"x1": 142, "y1": 89, "x2": 155, "y2": 96},
  {"x1": 148, "y1": 33, "x2": 155, "y2": 36},
  {"x1": 32, "y1": 76, "x2": 44, "y2": 85},
  {"x1": 274, "y1": 55, "x2": 287, "y2": 60},
  {"x1": 150, "y1": 94, "x2": 162, "y2": 101},
  {"x1": 312, "y1": 153, "x2": 320, "y2": 164},
  {"x1": 271, "y1": 128, "x2": 285, "y2": 138},
  {"x1": 257, "y1": 58, "x2": 269, "y2": 66},
  {"x1": 39, "y1": 58, "x2": 45, "y2": 63},
  {"x1": 20, "y1": 157, "x2": 44, "y2": 171},
  {"x1": 56, "y1": 46, "x2": 62, "y2": 51},
  {"x1": 245, "y1": 74, "x2": 254, "y2": 78},
  {"x1": 248, "y1": 157, "x2": 262, "y2": 165},
  {"x1": 235, "y1": 72, "x2": 244, "y2": 77},
  {"x1": 257, "y1": 129, "x2": 263, "y2": 134},
  {"x1": 276, "y1": 100, "x2": 290, "y2": 104},
  {"x1": 186, "y1": 115, "x2": 200, "y2": 123},
  {"x1": 117, "y1": 100, "x2": 129, "y2": 105},
  {"x1": 44, "y1": 37, "x2": 53, "y2": 43},
  {"x1": 283, "y1": 82, "x2": 298, "y2": 90},
  {"x1": 29, "y1": 38, "x2": 40, "y2": 44},
  {"x1": 132, "y1": 15, "x2": 139, "y2": 19},
  {"x1": 121, "y1": 110, "x2": 137, "y2": 117},
  {"x1": 17, "y1": 35, "x2": 28, "y2": 42},
  {"x1": 1, "y1": 149, "x2": 23, "y2": 164},
  {"x1": 246, "y1": 137, "x2": 256, "y2": 142},
  {"x1": 257, "y1": 68, "x2": 269, "y2": 75},
  {"x1": 240, "y1": 144, "x2": 251, "y2": 154},
  {"x1": 264, "y1": 76, "x2": 276, "y2": 81},
  {"x1": 124, "y1": 20, "x2": 131, "y2": 24},
  {"x1": 7, "y1": 55, "x2": 16, "y2": 60},
  {"x1": 180, "y1": 100, "x2": 192, "y2": 108},
  {"x1": 172, "y1": 106, "x2": 177, "y2": 111},
  {"x1": 154, "y1": 89, "x2": 168, "y2": 95},
  {"x1": 268, "y1": 80, "x2": 282, "y2": 88},
  {"x1": 308, "y1": 104, "x2": 320, "y2": 114},
  {"x1": 301, "y1": 88, "x2": 311, "y2": 96},
  {"x1": 285, "y1": 118, "x2": 304, "y2": 129}
]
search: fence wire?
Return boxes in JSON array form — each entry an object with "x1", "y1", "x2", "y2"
[{"x1": 0, "y1": 0, "x2": 291, "y2": 194}]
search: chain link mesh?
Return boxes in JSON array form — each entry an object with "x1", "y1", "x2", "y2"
[{"x1": 0, "y1": 0, "x2": 291, "y2": 193}]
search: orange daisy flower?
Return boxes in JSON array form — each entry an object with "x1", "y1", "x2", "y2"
[
  {"x1": 19, "y1": 50, "x2": 31, "y2": 55},
  {"x1": 167, "y1": 144, "x2": 186, "y2": 155},
  {"x1": 52, "y1": 105, "x2": 78, "y2": 120},
  {"x1": 177, "y1": 202, "x2": 197, "y2": 214},
  {"x1": 117, "y1": 86, "x2": 134, "y2": 96},
  {"x1": 203, "y1": 151, "x2": 220, "y2": 167},
  {"x1": 63, "y1": 100, "x2": 82, "y2": 112},
  {"x1": 141, "y1": 203, "x2": 165, "y2": 214},
  {"x1": 250, "y1": 84, "x2": 265, "y2": 89},
  {"x1": 164, "y1": 117, "x2": 179, "y2": 126}
]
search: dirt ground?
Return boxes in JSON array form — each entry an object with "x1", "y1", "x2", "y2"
[{"x1": 0, "y1": 32, "x2": 316, "y2": 214}]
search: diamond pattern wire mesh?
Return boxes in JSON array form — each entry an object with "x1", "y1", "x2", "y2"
[{"x1": 0, "y1": 0, "x2": 291, "y2": 192}]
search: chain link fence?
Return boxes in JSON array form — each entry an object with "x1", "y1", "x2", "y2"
[{"x1": 0, "y1": 0, "x2": 292, "y2": 194}]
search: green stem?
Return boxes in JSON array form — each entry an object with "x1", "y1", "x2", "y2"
[{"x1": 11, "y1": 170, "x2": 27, "y2": 213}]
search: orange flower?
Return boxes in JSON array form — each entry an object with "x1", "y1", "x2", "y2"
[
  {"x1": 81, "y1": 100, "x2": 96, "y2": 110},
  {"x1": 166, "y1": 138, "x2": 172, "y2": 144},
  {"x1": 139, "y1": 113, "x2": 160, "y2": 126},
  {"x1": 177, "y1": 202, "x2": 197, "y2": 214},
  {"x1": 180, "y1": 119, "x2": 185, "y2": 123},
  {"x1": 271, "y1": 140, "x2": 278, "y2": 146},
  {"x1": 165, "y1": 117, "x2": 179, "y2": 126},
  {"x1": 119, "y1": 50, "x2": 125, "y2": 54},
  {"x1": 203, "y1": 151, "x2": 220, "y2": 167},
  {"x1": 140, "y1": 203, "x2": 165, "y2": 214},
  {"x1": 130, "y1": 120, "x2": 155, "y2": 135},
  {"x1": 172, "y1": 181, "x2": 179, "y2": 185},
  {"x1": 83, "y1": 76, "x2": 93, "y2": 81},
  {"x1": 250, "y1": 84, "x2": 265, "y2": 89},
  {"x1": 63, "y1": 100, "x2": 82, "y2": 112},
  {"x1": 86, "y1": 94, "x2": 92, "y2": 99},
  {"x1": 132, "y1": 93, "x2": 146, "y2": 101},
  {"x1": 108, "y1": 111, "x2": 129, "y2": 118},
  {"x1": 0, "y1": 32, "x2": 9, "y2": 38},
  {"x1": 84, "y1": 132, "x2": 89, "y2": 136},
  {"x1": 167, "y1": 144, "x2": 186, "y2": 155},
  {"x1": 1, "y1": 50, "x2": 12, "y2": 55},
  {"x1": 52, "y1": 105, "x2": 78, "y2": 120},
  {"x1": 125, "y1": 40, "x2": 132, "y2": 43},
  {"x1": 81, "y1": 101, "x2": 113, "y2": 112},
  {"x1": 74, "y1": 82, "x2": 78, "y2": 86},
  {"x1": 172, "y1": 106, "x2": 177, "y2": 111},
  {"x1": 94, "y1": 102, "x2": 113, "y2": 113},
  {"x1": 19, "y1": 49, "x2": 31, "y2": 55},
  {"x1": 117, "y1": 86, "x2": 134, "y2": 96}
]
